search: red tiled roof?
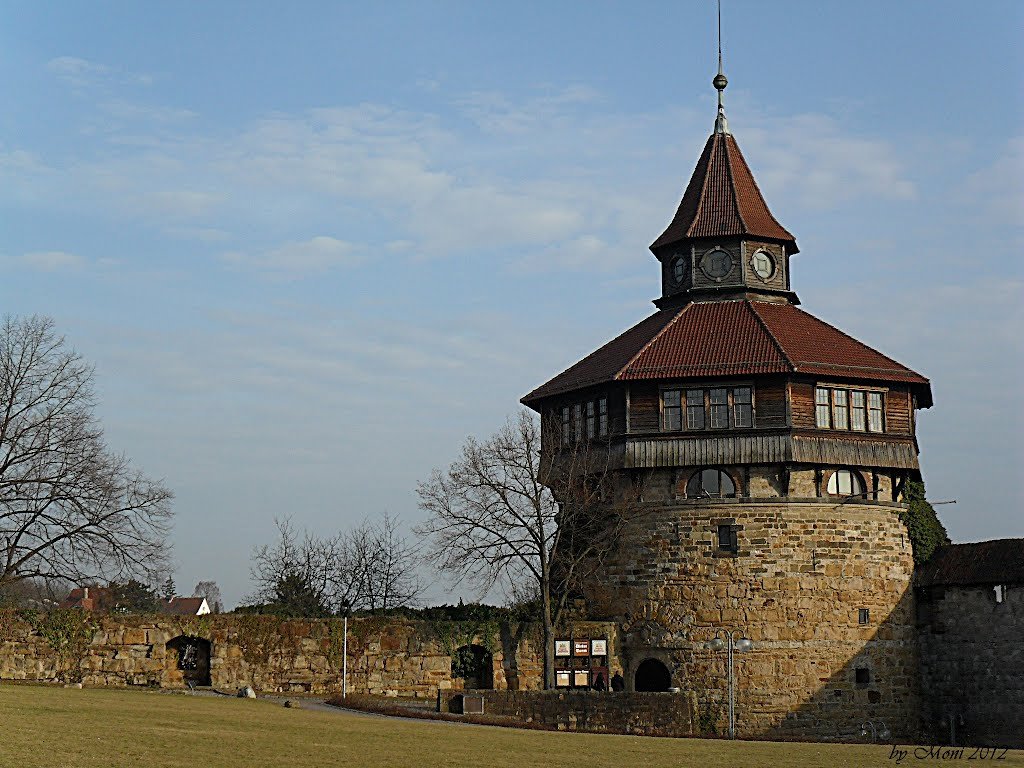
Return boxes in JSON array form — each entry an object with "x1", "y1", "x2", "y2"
[
  {"x1": 651, "y1": 133, "x2": 797, "y2": 252},
  {"x1": 59, "y1": 586, "x2": 112, "y2": 611},
  {"x1": 521, "y1": 309, "x2": 680, "y2": 397},
  {"x1": 161, "y1": 597, "x2": 208, "y2": 616},
  {"x1": 522, "y1": 300, "x2": 930, "y2": 405},
  {"x1": 917, "y1": 539, "x2": 1024, "y2": 587}
]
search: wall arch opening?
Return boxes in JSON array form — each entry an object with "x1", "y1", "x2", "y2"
[
  {"x1": 166, "y1": 635, "x2": 211, "y2": 687},
  {"x1": 634, "y1": 658, "x2": 672, "y2": 692},
  {"x1": 452, "y1": 644, "x2": 493, "y2": 690}
]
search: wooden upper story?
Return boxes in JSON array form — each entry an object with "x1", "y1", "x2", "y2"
[{"x1": 536, "y1": 373, "x2": 921, "y2": 472}]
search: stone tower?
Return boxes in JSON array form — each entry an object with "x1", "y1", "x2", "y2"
[{"x1": 521, "y1": 66, "x2": 931, "y2": 739}]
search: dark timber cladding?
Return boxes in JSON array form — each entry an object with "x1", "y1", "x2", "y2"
[{"x1": 624, "y1": 434, "x2": 920, "y2": 470}]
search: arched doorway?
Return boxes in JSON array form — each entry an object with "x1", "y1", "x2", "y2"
[
  {"x1": 166, "y1": 636, "x2": 211, "y2": 687},
  {"x1": 452, "y1": 644, "x2": 493, "y2": 690},
  {"x1": 634, "y1": 658, "x2": 671, "y2": 692}
]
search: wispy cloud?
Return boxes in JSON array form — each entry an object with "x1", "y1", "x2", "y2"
[
  {"x1": 961, "y1": 135, "x2": 1024, "y2": 227},
  {"x1": 17, "y1": 250, "x2": 88, "y2": 271},
  {"x1": 455, "y1": 84, "x2": 604, "y2": 135},
  {"x1": 743, "y1": 113, "x2": 916, "y2": 210},
  {"x1": 101, "y1": 99, "x2": 196, "y2": 123},
  {"x1": 222, "y1": 236, "x2": 364, "y2": 275},
  {"x1": 47, "y1": 56, "x2": 153, "y2": 89}
]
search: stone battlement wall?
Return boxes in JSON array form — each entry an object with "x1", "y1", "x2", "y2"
[
  {"x1": 0, "y1": 612, "x2": 615, "y2": 696},
  {"x1": 917, "y1": 583, "x2": 1024, "y2": 748}
]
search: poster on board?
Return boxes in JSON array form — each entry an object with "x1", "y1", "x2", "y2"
[
  {"x1": 555, "y1": 640, "x2": 571, "y2": 657},
  {"x1": 556, "y1": 670, "x2": 571, "y2": 687},
  {"x1": 591, "y1": 639, "x2": 607, "y2": 656},
  {"x1": 574, "y1": 640, "x2": 590, "y2": 657}
]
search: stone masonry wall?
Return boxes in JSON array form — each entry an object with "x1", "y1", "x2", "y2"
[
  {"x1": 917, "y1": 584, "x2": 1024, "y2": 748},
  {"x1": 0, "y1": 613, "x2": 579, "y2": 696},
  {"x1": 583, "y1": 491, "x2": 921, "y2": 741},
  {"x1": 442, "y1": 689, "x2": 695, "y2": 737}
]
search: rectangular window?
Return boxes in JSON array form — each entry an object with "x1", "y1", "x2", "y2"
[
  {"x1": 868, "y1": 392, "x2": 884, "y2": 432},
  {"x1": 709, "y1": 388, "x2": 728, "y2": 428},
  {"x1": 717, "y1": 524, "x2": 738, "y2": 553},
  {"x1": 850, "y1": 390, "x2": 866, "y2": 431},
  {"x1": 561, "y1": 406, "x2": 571, "y2": 444},
  {"x1": 832, "y1": 388, "x2": 849, "y2": 430},
  {"x1": 685, "y1": 389, "x2": 704, "y2": 429},
  {"x1": 598, "y1": 397, "x2": 608, "y2": 437},
  {"x1": 817, "y1": 386, "x2": 885, "y2": 433},
  {"x1": 858, "y1": 608, "x2": 870, "y2": 625},
  {"x1": 855, "y1": 667, "x2": 871, "y2": 687},
  {"x1": 573, "y1": 403, "x2": 583, "y2": 442},
  {"x1": 733, "y1": 387, "x2": 752, "y2": 427},
  {"x1": 815, "y1": 387, "x2": 831, "y2": 428},
  {"x1": 586, "y1": 401, "x2": 596, "y2": 439},
  {"x1": 663, "y1": 389, "x2": 682, "y2": 431}
]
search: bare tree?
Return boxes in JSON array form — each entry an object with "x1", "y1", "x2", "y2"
[
  {"x1": 0, "y1": 576, "x2": 69, "y2": 609},
  {"x1": 192, "y1": 580, "x2": 224, "y2": 613},
  {"x1": 249, "y1": 518, "x2": 335, "y2": 616},
  {"x1": 0, "y1": 316, "x2": 173, "y2": 590},
  {"x1": 415, "y1": 409, "x2": 642, "y2": 689},
  {"x1": 358, "y1": 512, "x2": 421, "y2": 612},
  {"x1": 248, "y1": 513, "x2": 421, "y2": 616}
]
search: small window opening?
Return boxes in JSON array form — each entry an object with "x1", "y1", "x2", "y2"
[
  {"x1": 717, "y1": 524, "x2": 738, "y2": 553},
  {"x1": 858, "y1": 608, "x2": 870, "y2": 625},
  {"x1": 855, "y1": 667, "x2": 871, "y2": 687},
  {"x1": 994, "y1": 585, "x2": 1005, "y2": 604}
]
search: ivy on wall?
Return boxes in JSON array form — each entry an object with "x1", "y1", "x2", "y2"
[
  {"x1": 19, "y1": 609, "x2": 97, "y2": 683},
  {"x1": 899, "y1": 481, "x2": 950, "y2": 566}
]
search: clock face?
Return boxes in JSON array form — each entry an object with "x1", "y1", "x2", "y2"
[
  {"x1": 752, "y1": 250, "x2": 776, "y2": 280},
  {"x1": 671, "y1": 255, "x2": 686, "y2": 284},
  {"x1": 700, "y1": 249, "x2": 733, "y2": 279}
]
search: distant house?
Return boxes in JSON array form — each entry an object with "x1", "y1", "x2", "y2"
[
  {"x1": 160, "y1": 597, "x2": 210, "y2": 616},
  {"x1": 59, "y1": 586, "x2": 112, "y2": 611}
]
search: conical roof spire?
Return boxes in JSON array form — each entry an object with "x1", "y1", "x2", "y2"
[{"x1": 649, "y1": 132, "x2": 798, "y2": 253}]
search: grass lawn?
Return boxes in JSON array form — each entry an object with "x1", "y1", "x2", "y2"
[{"x1": 1, "y1": 684, "x2": 1021, "y2": 768}]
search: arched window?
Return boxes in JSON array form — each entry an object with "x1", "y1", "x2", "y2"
[
  {"x1": 686, "y1": 468, "x2": 736, "y2": 498},
  {"x1": 827, "y1": 469, "x2": 866, "y2": 497}
]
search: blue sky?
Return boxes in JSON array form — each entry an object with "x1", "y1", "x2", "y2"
[{"x1": 1, "y1": 1, "x2": 1021, "y2": 607}]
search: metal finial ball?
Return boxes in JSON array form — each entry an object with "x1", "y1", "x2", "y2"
[{"x1": 713, "y1": 73, "x2": 728, "y2": 91}]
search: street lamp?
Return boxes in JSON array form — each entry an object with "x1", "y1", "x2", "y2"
[
  {"x1": 706, "y1": 628, "x2": 754, "y2": 739},
  {"x1": 860, "y1": 720, "x2": 891, "y2": 742}
]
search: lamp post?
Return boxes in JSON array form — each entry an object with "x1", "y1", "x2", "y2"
[
  {"x1": 706, "y1": 628, "x2": 754, "y2": 739},
  {"x1": 340, "y1": 601, "x2": 351, "y2": 699}
]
